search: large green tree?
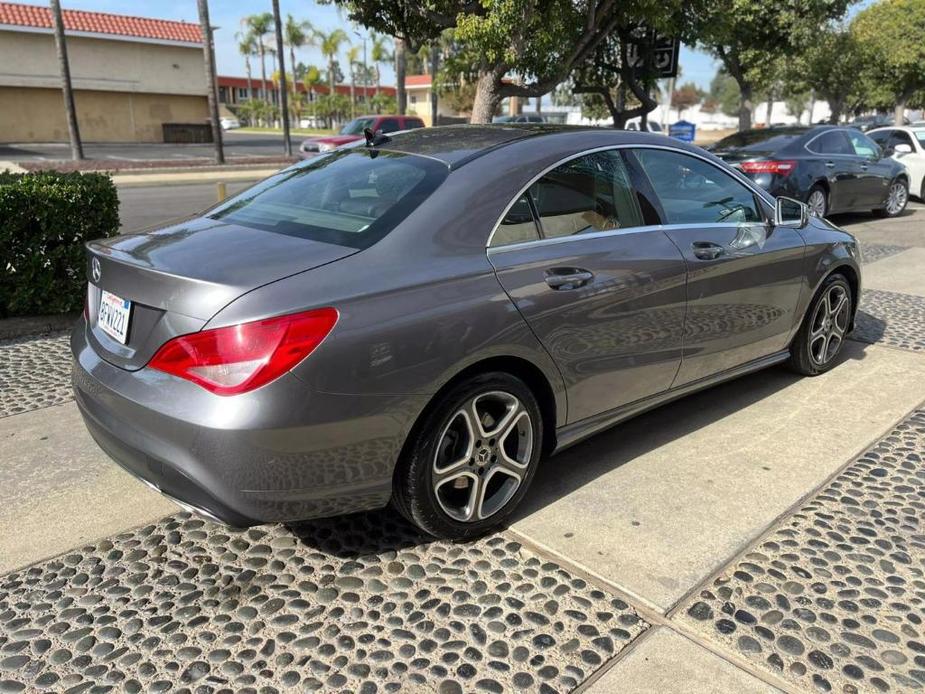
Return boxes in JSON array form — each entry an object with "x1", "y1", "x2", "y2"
[
  {"x1": 694, "y1": 0, "x2": 856, "y2": 131},
  {"x1": 852, "y1": 0, "x2": 925, "y2": 124},
  {"x1": 327, "y1": 1, "x2": 643, "y2": 123}
]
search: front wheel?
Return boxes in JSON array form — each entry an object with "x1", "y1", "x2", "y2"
[
  {"x1": 788, "y1": 274, "x2": 853, "y2": 376},
  {"x1": 875, "y1": 178, "x2": 908, "y2": 218},
  {"x1": 392, "y1": 372, "x2": 543, "y2": 539}
]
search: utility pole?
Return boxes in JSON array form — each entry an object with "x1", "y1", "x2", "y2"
[
  {"x1": 196, "y1": 0, "x2": 224, "y2": 163},
  {"x1": 50, "y1": 0, "x2": 82, "y2": 160},
  {"x1": 271, "y1": 0, "x2": 291, "y2": 155}
]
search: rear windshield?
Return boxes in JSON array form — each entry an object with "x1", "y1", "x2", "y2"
[
  {"x1": 207, "y1": 149, "x2": 447, "y2": 249},
  {"x1": 713, "y1": 129, "x2": 808, "y2": 151}
]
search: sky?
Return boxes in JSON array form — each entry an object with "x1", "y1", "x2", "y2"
[{"x1": 50, "y1": 0, "x2": 722, "y2": 90}]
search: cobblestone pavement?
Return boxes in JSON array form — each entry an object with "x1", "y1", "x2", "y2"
[
  {"x1": 854, "y1": 290, "x2": 925, "y2": 353},
  {"x1": 859, "y1": 243, "x2": 909, "y2": 266},
  {"x1": 0, "y1": 333, "x2": 71, "y2": 418},
  {"x1": 677, "y1": 408, "x2": 925, "y2": 693},
  {"x1": 0, "y1": 512, "x2": 647, "y2": 694}
]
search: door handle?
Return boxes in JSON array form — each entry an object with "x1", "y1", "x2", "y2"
[
  {"x1": 825, "y1": 161, "x2": 835, "y2": 169},
  {"x1": 544, "y1": 268, "x2": 594, "y2": 290},
  {"x1": 692, "y1": 241, "x2": 726, "y2": 261}
]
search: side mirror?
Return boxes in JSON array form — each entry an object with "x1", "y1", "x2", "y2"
[
  {"x1": 775, "y1": 196, "x2": 810, "y2": 227},
  {"x1": 894, "y1": 143, "x2": 913, "y2": 154}
]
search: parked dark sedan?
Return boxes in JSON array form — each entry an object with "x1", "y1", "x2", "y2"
[
  {"x1": 73, "y1": 125, "x2": 861, "y2": 539},
  {"x1": 709, "y1": 126, "x2": 909, "y2": 218}
]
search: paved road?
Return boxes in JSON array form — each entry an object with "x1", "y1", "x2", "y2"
[
  {"x1": 0, "y1": 131, "x2": 300, "y2": 162},
  {"x1": 118, "y1": 181, "x2": 252, "y2": 232},
  {"x1": 1, "y1": 205, "x2": 924, "y2": 693}
]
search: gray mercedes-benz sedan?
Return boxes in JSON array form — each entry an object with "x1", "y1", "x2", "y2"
[{"x1": 72, "y1": 125, "x2": 862, "y2": 539}]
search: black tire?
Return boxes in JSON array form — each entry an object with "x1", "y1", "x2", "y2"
[
  {"x1": 874, "y1": 178, "x2": 908, "y2": 218},
  {"x1": 788, "y1": 273, "x2": 853, "y2": 376},
  {"x1": 392, "y1": 372, "x2": 543, "y2": 540},
  {"x1": 806, "y1": 184, "x2": 829, "y2": 218}
]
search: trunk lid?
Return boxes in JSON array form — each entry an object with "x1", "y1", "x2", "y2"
[{"x1": 85, "y1": 216, "x2": 356, "y2": 370}]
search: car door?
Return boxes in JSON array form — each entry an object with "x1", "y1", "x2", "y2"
[
  {"x1": 805, "y1": 130, "x2": 861, "y2": 211},
  {"x1": 628, "y1": 147, "x2": 806, "y2": 386},
  {"x1": 846, "y1": 128, "x2": 892, "y2": 207},
  {"x1": 488, "y1": 149, "x2": 687, "y2": 423}
]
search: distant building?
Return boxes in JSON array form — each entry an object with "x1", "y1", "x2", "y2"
[
  {"x1": 404, "y1": 74, "x2": 468, "y2": 126},
  {"x1": 0, "y1": 2, "x2": 207, "y2": 143},
  {"x1": 217, "y1": 76, "x2": 396, "y2": 108}
]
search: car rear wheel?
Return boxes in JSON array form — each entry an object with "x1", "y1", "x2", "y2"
[
  {"x1": 393, "y1": 372, "x2": 542, "y2": 539},
  {"x1": 806, "y1": 185, "x2": 828, "y2": 218},
  {"x1": 875, "y1": 178, "x2": 909, "y2": 217},
  {"x1": 788, "y1": 274, "x2": 853, "y2": 376}
]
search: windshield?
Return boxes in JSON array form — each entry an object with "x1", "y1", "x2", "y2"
[
  {"x1": 712, "y1": 129, "x2": 808, "y2": 151},
  {"x1": 339, "y1": 117, "x2": 377, "y2": 135},
  {"x1": 207, "y1": 150, "x2": 448, "y2": 249}
]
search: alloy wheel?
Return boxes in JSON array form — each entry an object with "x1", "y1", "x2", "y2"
[
  {"x1": 808, "y1": 284, "x2": 850, "y2": 366},
  {"x1": 885, "y1": 181, "x2": 907, "y2": 216},
  {"x1": 807, "y1": 189, "x2": 827, "y2": 218},
  {"x1": 432, "y1": 390, "x2": 533, "y2": 523}
]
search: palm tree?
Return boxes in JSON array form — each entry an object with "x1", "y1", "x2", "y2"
[
  {"x1": 236, "y1": 31, "x2": 257, "y2": 100},
  {"x1": 303, "y1": 65, "x2": 323, "y2": 122},
  {"x1": 49, "y1": 0, "x2": 82, "y2": 159},
  {"x1": 316, "y1": 28, "x2": 349, "y2": 100},
  {"x1": 244, "y1": 12, "x2": 273, "y2": 101},
  {"x1": 346, "y1": 45, "x2": 361, "y2": 118},
  {"x1": 197, "y1": 0, "x2": 223, "y2": 163},
  {"x1": 370, "y1": 34, "x2": 391, "y2": 100},
  {"x1": 284, "y1": 15, "x2": 313, "y2": 83}
]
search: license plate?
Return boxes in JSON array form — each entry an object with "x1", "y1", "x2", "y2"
[{"x1": 98, "y1": 289, "x2": 132, "y2": 344}]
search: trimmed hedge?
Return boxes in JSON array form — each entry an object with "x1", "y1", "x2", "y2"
[{"x1": 1, "y1": 171, "x2": 119, "y2": 317}]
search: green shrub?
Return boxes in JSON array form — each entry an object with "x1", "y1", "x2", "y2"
[{"x1": 0, "y1": 171, "x2": 119, "y2": 317}]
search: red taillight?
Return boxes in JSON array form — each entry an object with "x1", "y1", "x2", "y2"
[
  {"x1": 739, "y1": 160, "x2": 797, "y2": 175},
  {"x1": 148, "y1": 308, "x2": 338, "y2": 396}
]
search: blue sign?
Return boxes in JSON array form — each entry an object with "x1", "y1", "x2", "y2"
[{"x1": 669, "y1": 120, "x2": 696, "y2": 143}]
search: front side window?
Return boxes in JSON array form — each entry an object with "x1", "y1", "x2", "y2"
[
  {"x1": 208, "y1": 150, "x2": 447, "y2": 249},
  {"x1": 339, "y1": 117, "x2": 376, "y2": 135},
  {"x1": 868, "y1": 130, "x2": 891, "y2": 146},
  {"x1": 632, "y1": 148, "x2": 762, "y2": 225},
  {"x1": 808, "y1": 130, "x2": 853, "y2": 155},
  {"x1": 527, "y1": 151, "x2": 642, "y2": 239},
  {"x1": 889, "y1": 130, "x2": 915, "y2": 149},
  {"x1": 847, "y1": 130, "x2": 879, "y2": 158}
]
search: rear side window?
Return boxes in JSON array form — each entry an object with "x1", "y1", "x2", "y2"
[
  {"x1": 807, "y1": 131, "x2": 853, "y2": 155},
  {"x1": 528, "y1": 151, "x2": 642, "y2": 239},
  {"x1": 632, "y1": 148, "x2": 762, "y2": 225},
  {"x1": 378, "y1": 118, "x2": 402, "y2": 133},
  {"x1": 492, "y1": 194, "x2": 540, "y2": 246},
  {"x1": 207, "y1": 150, "x2": 447, "y2": 249},
  {"x1": 405, "y1": 118, "x2": 425, "y2": 129}
]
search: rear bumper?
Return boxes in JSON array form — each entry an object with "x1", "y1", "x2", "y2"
[{"x1": 71, "y1": 319, "x2": 423, "y2": 526}]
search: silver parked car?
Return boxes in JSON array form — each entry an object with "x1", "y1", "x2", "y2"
[{"x1": 73, "y1": 125, "x2": 862, "y2": 539}]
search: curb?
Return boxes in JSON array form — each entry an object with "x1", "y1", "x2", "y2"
[
  {"x1": 0, "y1": 313, "x2": 79, "y2": 341},
  {"x1": 113, "y1": 168, "x2": 280, "y2": 188}
]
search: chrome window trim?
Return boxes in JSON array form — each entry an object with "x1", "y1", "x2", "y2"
[
  {"x1": 485, "y1": 143, "x2": 775, "y2": 250},
  {"x1": 804, "y1": 128, "x2": 855, "y2": 157}
]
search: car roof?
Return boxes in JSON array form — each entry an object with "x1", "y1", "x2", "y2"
[{"x1": 370, "y1": 123, "x2": 619, "y2": 169}]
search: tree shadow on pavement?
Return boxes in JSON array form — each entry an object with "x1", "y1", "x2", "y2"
[{"x1": 512, "y1": 338, "x2": 874, "y2": 522}]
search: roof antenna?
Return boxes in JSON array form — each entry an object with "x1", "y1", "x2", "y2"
[{"x1": 363, "y1": 127, "x2": 390, "y2": 147}]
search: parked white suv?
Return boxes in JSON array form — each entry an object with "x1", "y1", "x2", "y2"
[
  {"x1": 869, "y1": 126, "x2": 925, "y2": 200},
  {"x1": 625, "y1": 119, "x2": 663, "y2": 133}
]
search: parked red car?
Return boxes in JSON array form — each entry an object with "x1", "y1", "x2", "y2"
[{"x1": 299, "y1": 115, "x2": 425, "y2": 157}]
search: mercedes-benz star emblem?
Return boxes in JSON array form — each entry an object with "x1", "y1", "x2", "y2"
[{"x1": 91, "y1": 257, "x2": 101, "y2": 283}]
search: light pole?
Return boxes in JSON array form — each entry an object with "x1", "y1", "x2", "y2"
[{"x1": 354, "y1": 29, "x2": 369, "y2": 110}]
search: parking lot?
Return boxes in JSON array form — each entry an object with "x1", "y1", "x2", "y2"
[{"x1": 1, "y1": 203, "x2": 924, "y2": 693}]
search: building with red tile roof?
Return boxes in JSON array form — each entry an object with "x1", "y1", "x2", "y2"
[{"x1": 0, "y1": 2, "x2": 207, "y2": 143}]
